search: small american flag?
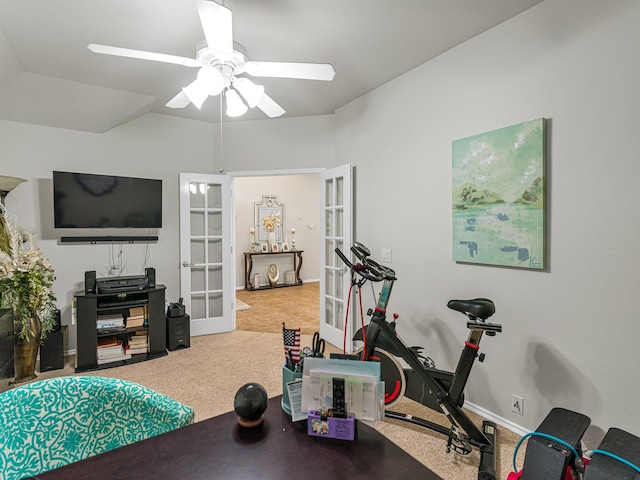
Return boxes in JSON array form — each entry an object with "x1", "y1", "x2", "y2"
[{"x1": 282, "y1": 323, "x2": 301, "y2": 365}]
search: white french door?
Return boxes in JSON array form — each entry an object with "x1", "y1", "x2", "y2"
[
  {"x1": 179, "y1": 173, "x2": 234, "y2": 336},
  {"x1": 319, "y1": 164, "x2": 353, "y2": 352}
]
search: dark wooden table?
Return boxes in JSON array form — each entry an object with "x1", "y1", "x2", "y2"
[{"x1": 38, "y1": 396, "x2": 443, "y2": 479}]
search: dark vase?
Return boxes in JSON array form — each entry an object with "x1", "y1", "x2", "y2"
[{"x1": 13, "y1": 313, "x2": 41, "y2": 383}]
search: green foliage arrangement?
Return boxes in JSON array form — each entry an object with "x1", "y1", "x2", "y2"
[{"x1": 0, "y1": 204, "x2": 57, "y2": 341}]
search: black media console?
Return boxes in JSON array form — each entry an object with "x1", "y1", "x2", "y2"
[{"x1": 74, "y1": 285, "x2": 167, "y2": 372}]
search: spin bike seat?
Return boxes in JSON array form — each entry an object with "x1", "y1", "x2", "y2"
[{"x1": 447, "y1": 298, "x2": 495, "y2": 320}]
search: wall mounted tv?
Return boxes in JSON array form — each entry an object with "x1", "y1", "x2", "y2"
[{"x1": 53, "y1": 171, "x2": 162, "y2": 229}]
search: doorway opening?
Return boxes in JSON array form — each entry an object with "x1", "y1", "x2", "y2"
[{"x1": 231, "y1": 170, "x2": 322, "y2": 336}]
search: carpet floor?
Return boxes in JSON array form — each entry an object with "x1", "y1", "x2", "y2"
[
  {"x1": 3, "y1": 283, "x2": 527, "y2": 479},
  {"x1": 236, "y1": 281, "x2": 320, "y2": 335}
]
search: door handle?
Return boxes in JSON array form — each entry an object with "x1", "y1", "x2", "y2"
[{"x1": 182, "y1": 261, "x2": 195, "y2": 268}]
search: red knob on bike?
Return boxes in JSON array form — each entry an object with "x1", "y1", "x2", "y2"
[{"x1": 393, "y1": 313, "x2": 399, "y2": 320}]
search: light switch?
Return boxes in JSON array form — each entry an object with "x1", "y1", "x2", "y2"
[{"x1": 381, "y1": 248, "x2": 392, "y2": 262}]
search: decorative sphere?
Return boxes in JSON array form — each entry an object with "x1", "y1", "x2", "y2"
[
  {"x1": 234, "y1": 383, "x2": 268, "y2": 427},
  {"x1": 249, "y1": 227, "x2": 255, "y2": 234}
]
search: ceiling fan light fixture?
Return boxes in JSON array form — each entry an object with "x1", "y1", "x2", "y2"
[
  {"x1": 197, "y1": 66, "x2": 224, "y2": 96},
  {"x1": 183, "y1": 81, "x2": 209, "y2": 110},
  {"x1": 233, "y1": 77, "x2": 265, "y2": 108},
  {"x1": 225, "y1": 88, "x2": 248, "y2": 117}
]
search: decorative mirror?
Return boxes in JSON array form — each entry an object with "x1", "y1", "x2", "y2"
[{"x1": 255, "y1": 195, "x2": 284, "y2": 243}]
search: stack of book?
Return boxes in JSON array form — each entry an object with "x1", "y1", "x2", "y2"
[
  {"x1": 97, "y1": 337, "x2": 131, "y2": 364},
  {"x1": 126, "y1": 306, "x2": 147, "y2": 328},
  {"x1": 97, "y1": 313, "x2": 124, "y2": 331},
  {"x1": 127, "y1": 330, "x2": 149, "y2": 355}
]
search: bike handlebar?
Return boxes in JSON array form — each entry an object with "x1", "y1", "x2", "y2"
[{"x1": 335, "y1": 242, "x2": 396, "y2": 282}]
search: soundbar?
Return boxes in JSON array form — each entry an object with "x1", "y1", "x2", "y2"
[
  {"x1": 61, "y1": 236, "x2": 158, "y2": 244},
  {"x1": 97, "y1": 275, "x2": 148, "y2": 294}
]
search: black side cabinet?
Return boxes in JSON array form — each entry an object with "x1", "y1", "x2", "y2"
[{"x1": 75, "y1": 285, "x2": 167, "y2": 372}]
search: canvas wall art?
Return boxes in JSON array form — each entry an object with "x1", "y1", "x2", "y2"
[{"x1": 452, "y1": 118, "x2": 546, "y2": 269}]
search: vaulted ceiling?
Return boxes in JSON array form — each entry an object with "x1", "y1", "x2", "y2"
[{"x1": 0, "y1": 0, "x2": 544, "y2": 132}]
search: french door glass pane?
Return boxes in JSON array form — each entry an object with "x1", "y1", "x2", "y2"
[
  {"x1": 191, "y1": 266, "x2": 205, "y2": 292},
  {"x1": 190, "y1": 182, "x2": 205, "y2": 208},
  {"x1": 324, "y1": 298, "x2": 334, "y2": 327},
  {"x1": 336, "y1": 208, "x2": 343, "y2": 237},
  {"x1": 190, "y1": 211, "x2": 205, "y2": 236},
  {"x1": 207, "y1": 184, "x2": 222, "y2": 208},
  {"x1": 191, "y1": 239, "x2": 205, "y2": 264},
  {"x1": 325, "y1": 239, "x2": 335, "y2": 267},
  {"x1": 325, "y1": 179, "x2": 334, "y2": 207},
  {"x1": 209, "y1": 292, "x2": 223, "y2": 317},
  {"x1": 191, "y1": 293, "x2": 205, "y2": 318},
  {"x1": 336, "y1": 177, "x2": 344, "y2": 206},
  {"x1": 208, "y1": 238, "x2": 222, "y2": 263},
  {"x1": 335, "y1": 268, "x2": 344, "y2": 299},
  {"x1": 208, "y1": 265, "x2": 223, "y2": 291},
  {"x1": 325, "y1": 209, "x2": 334, "y2": 236},
  {"x1": 335, "y1": 300, "x2": 344, "y2": 330},
  {"x1": 207, "y1": 211, "x2": 222, "y2": 236}
]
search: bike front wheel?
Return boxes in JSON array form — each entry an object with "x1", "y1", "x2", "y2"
[{"x1": 355, "y1": 346, "x2": 406, "y2": 407}]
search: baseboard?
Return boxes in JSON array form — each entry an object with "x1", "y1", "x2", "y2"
[{"x1": 464, "y1": 400, "x2": 529, "y2": 437}]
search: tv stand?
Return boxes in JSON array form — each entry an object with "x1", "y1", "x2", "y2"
[{"x1": 74, "y1": 285, "x2": 167, "y2": 372}]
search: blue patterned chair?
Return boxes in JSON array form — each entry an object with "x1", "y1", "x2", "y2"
[{"x1": 0, "y1": 376, "x2": 195, "y2": 480}]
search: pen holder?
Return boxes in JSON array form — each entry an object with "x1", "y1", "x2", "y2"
[{"x1": 281, "y1": 364, "x2": 302, "y2": 416}]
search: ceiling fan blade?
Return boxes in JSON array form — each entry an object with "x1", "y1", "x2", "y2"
[
  {"x1": 88, "y1": 44, "x2": 201, "y2": 67},
  {"x1": 196, "y1": 0, "x2": 233, "y2": 57},
  {"x1": 166, "y1": 91, "x2": 191, "y2": 109},
  {"x1": 245, "y1": 61, "x2": 335, "y2": 81},
  {"x1": 256, "y1": 93, "x2": 285, "y2": 118}
]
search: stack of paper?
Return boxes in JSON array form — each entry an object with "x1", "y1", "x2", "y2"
[
  {"x1": 97, "y1": 313, "x2": 124, "y2": 331},
  {"x1": 97, "y1": 337, "x2": 131, "y2": 364},
  {"x1": 297, "y1": 357, "x2": 384, "y2": 423}
]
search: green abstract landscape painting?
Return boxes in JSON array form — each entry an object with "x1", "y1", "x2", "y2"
[{"x1": 452, "y1": 118, "x2": 545, "y2": 269}]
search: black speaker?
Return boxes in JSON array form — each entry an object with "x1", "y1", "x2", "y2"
[
  {"x1": 52, "y1": 309, "x2": 61, "y2": 331},
  {"x1": 40, "y1": 328, "x2": 64, "y2": 371},
  {"x1": 145, "y1": 267, "x2": 156, "y2": 288},
  {"x1": 166, "y1": 314, "x2": 190, "y2": 351},
  {"x1": 85, "y1": 270, "x2": 96, "y2": 294}
]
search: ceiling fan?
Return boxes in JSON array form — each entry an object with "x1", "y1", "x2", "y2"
[{"x1": 87, "y1": 0, "x2": 335, "y2": 118}]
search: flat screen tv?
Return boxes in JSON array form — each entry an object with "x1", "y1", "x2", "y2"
[{"x1": 53, "y1": 171, "x2": 162, "y2": 229}]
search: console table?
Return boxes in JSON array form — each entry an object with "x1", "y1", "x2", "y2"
[
  {"x1": 244, "y1": 250, "x2": 303, "y2": 290},
  {"x1": 38, "y1": 395, "x2": 443, "y2": 480}
]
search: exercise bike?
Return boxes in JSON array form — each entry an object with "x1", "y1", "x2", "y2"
[{"x1": 335, "y1": 242, "x2": 503, "y2": 480}]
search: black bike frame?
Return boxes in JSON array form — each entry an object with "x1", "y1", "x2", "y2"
[{"x1": 361, "y1": 277, "x2": 492, "y2": 446}]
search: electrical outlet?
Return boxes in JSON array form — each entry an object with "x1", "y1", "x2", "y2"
[
  {"x1": 511, "y1": 394, "x2": 524, "y2": 415},
  {"x1": 381, "y1": 248, "x2": 392, "y2": 262}
]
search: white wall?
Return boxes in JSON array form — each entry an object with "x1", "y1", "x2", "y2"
[
  {"x1": 335, "y1": 0, "x2": 640, "y2": 444},
  {"x1": 0, "y1": 113, "x2": 334, "y2": 354},
  {"x1": 233, "y1": 174, "x2": 320, "y2": 289},
  {"x1": 3, "y1": 0, "x2": 639, "y2": 446}
]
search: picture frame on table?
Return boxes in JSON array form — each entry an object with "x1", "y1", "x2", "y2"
[
  {"x1": 271, "y1": 243, "x2": 280, "y2": 253},
  {"x1": 282, "y1": 242, "x2": 290, "y2": 252},
  {"x1": 260, "y1": 243, "x2": 268, "y2": 253}
]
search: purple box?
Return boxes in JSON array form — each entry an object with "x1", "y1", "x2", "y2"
[{"x1": 307, "y1": 410, "x2": 356, "y2": 441}]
